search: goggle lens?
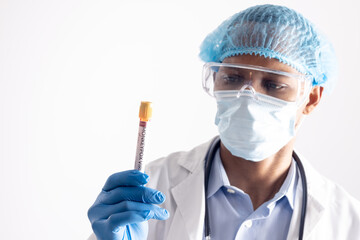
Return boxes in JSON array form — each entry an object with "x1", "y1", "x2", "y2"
[{"x1": 203, "y1": 63, "x2": 312, "y2": 102}]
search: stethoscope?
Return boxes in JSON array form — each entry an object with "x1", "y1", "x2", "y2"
[{"x1": 204, "y1": 136, "x2": 308, "y2": 240}]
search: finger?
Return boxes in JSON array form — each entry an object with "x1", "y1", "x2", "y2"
[
  {"x1": 96, "y1": 186, "x2": 166, "y2": 205},
  {"x1": 102, "y1": 170, "x2": 149, "y2": 191},
  {"x1": 92, "y1": 211, "x2": 152, "y2": 234},
  {"x1": 89, "y1": 201, "x2": 170, "y2": 222}
]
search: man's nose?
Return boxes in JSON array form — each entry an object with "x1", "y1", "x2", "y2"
[{"x1": 237, "y1": 82, "x2": 257, "y2": 98}]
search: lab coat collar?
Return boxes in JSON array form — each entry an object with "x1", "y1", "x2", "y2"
[
  {"x1": 176, "y1": 137, "x2": 217, "y2": 173},
  {"x1": 169, "y1": 138, "x2": 214, "y2": 240}
]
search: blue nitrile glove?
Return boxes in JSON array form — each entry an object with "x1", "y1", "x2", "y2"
[{"x1": 88, "y1": 170, "x2": 169, "y2": 240}]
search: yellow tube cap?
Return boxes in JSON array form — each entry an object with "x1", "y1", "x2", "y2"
[{"x1": 139, "y1": 101, "x2": 152, "y2": 122}]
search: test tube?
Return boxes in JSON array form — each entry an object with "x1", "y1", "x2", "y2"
[{"x1": 134, "y1": 101, "x2": 152, "y2": 172}]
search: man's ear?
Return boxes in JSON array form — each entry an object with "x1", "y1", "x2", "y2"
[{"x1": 303, "y1": 86, "x2": 324, "y2": 115}]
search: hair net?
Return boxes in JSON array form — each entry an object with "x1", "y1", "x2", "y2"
[{"x1": 199, "y1": 4, "x2": 337, "y2": 92}]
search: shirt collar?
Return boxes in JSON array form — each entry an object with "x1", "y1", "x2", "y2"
[
  {"x1": 206, "y1": 148, "x2": 298, "y2": 210},
  {"x1": 272, "y1": 157, "x2": 297, "y2": 209},
  {"x1": 206, "y1": 148, "x2": 228, "y2": 198}
]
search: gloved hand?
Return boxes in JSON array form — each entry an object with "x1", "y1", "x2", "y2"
[{"x1": 88, "y1": 170, "x2": 169, "y2": 240}]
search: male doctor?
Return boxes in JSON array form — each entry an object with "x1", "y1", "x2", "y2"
[{"x1": 87, "y1": 4, "x2": 360, "y2": 240}]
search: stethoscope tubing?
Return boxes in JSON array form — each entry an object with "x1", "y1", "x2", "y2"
[{"x1": 204, "y1": 136, "x2": 307, "y2": 240}]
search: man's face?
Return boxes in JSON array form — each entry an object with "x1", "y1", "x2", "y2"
[{"x1": 221, "y1": 54, "x2": 323, "y2": 130}]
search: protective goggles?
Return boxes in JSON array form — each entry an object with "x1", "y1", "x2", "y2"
[{"x1": 202, "y1": 62, "x2": 313, "y2": 102}]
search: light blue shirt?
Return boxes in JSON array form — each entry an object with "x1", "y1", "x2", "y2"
[{"x1": 206, "y1": 149, "x2": 298, "y2": 240}]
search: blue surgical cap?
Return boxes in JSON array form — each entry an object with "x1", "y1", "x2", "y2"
[{"x1": 199, "y1": 4, "x2": 337, "y2": 92}]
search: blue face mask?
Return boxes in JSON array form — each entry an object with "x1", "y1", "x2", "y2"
[{"x1": 215, "y1": 90, "x2": 298, "y2": 162}]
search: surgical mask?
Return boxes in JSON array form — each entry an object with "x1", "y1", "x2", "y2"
[{"x1": 215, "y1": 89, "x2": 299, "y2": 161}]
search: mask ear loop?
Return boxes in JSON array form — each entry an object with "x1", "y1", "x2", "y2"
[
  {"x1": 296, "y1": 77, "x2": 313, "y2": 108},
  {"x1": 294, "y1": 78, "x2": 313, "y2": 132}
]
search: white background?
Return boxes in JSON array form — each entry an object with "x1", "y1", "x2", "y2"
[{"x1": 1, "y1": 0, "x2": 359, "y2": 239}]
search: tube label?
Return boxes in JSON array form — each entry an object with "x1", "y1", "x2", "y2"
[{"x1": 134, "y1": 121, "x2": 147, "y2": 172}]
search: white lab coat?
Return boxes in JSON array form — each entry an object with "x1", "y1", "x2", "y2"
[{"x1": 88, "y1": 138, "x2": 360, "y2": 240}]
